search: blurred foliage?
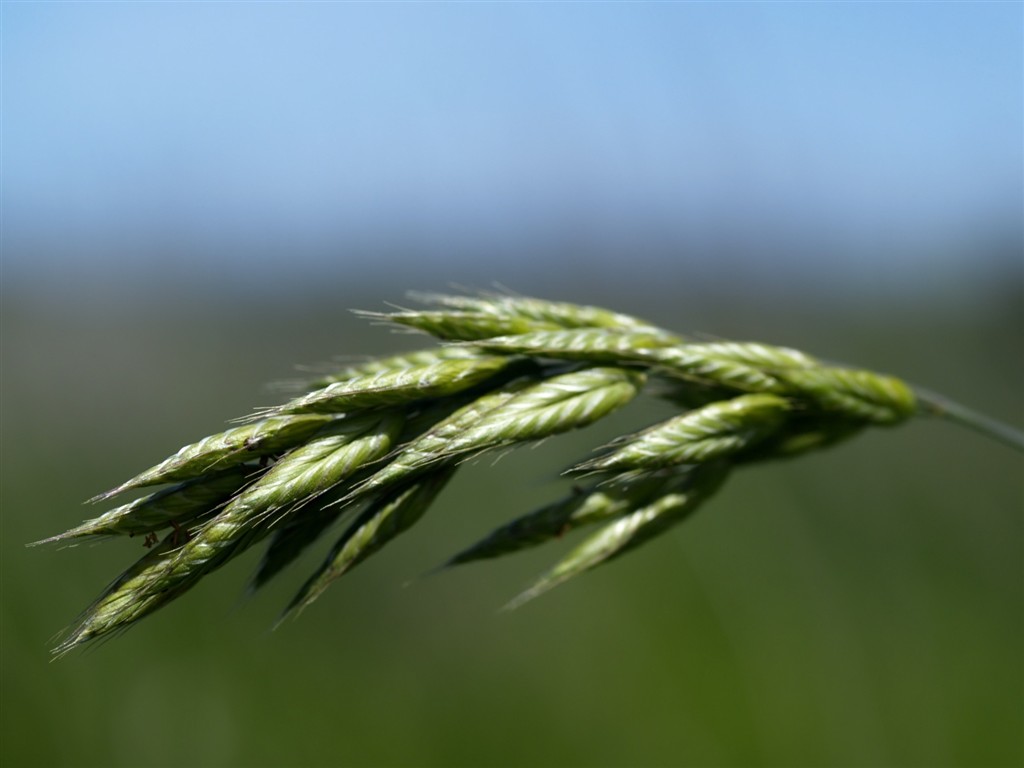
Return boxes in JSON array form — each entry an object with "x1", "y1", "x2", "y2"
[{"x1": 2, "y1": 285, "x2": 1021, "y2": 767}]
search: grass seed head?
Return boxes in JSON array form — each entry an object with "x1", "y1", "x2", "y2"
[
  {"x1": 268, "y1": 356, "x2": 511, "y2": 417},
  {"x1": 778, "y1": 367, "x2": 917, "y2": 424},
  {"x1": 472, "y1": 328, "x2": 677, "y2": 363},
  {"x1": 307, "y1": 346, "x2": 486, "y2": 390},
  {"x1": 36, "y1": 467, "x2": 253, "y2": 543},
  {"x1": 365, "y1": 309, "x2": 560, "y2": 341},
  {"x1": 408, "y1": 291, "x2": 678, "y2": 339},
  {"x1": 574, "y1": 393, "x2": 790, "y2": 473},
  {"x1": 45, "y1": 291, "x2": 1021, "y2": 654},
  {"x1": 90, "y1": 414, "x2": 339, "y2": 502}
]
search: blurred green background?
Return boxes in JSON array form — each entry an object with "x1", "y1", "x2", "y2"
[
  {"x1": 2, "y1": 3, "x2": 1022, "y2": 767},
  {"x1": 3, "y1": 288, "x2": 1021, "y2": 767}
]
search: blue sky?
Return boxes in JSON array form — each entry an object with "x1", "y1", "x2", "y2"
[{"x1": 2, "y1": 2, "x2": 1021, "y2": 295}]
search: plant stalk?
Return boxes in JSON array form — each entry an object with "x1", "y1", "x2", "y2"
[{"x1": 914, "y1": 387, "x2": 1024, "y2": 452}]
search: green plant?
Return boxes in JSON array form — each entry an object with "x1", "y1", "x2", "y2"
[{"x1": 38, "y1": 292, "x2": 1023, "y2": 655}]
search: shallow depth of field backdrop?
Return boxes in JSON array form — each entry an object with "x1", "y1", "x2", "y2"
[{"x1": 2, "y1": 4, "x2": 1022, "y2": 767}]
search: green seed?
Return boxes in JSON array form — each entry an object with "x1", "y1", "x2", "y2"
[
  {"x1": 308, "y1": 346, "x2": 485, "y2": 389},
  {"x1": 354, "y1": 367, "x2": 644, "y2": 499},
  {"x1": 472, "y1": 328, "x2": 675, "y2": 362},
  {"x1": 409, "y1": 292, "x2": 678, "y2": 338},
  {"x1": 92, "y1": 414, "x2": 338, "y2": 501},
  {"x1": 779, "y1": 367, "x2": 917, "y2": 424},
  {"x1": 574, "y1": 394, "x2": 790, "y2": 473},
  {"x1": 358, "y1": 309, "x2": 561, "y2": 341},
  {"x1": 270, "y1": 356, "x2": 511, "y2": 416}
]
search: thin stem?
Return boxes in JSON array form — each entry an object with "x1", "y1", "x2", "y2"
[{"x1": 914, "y1": 387, "x2": 1024, "y2": 452}]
